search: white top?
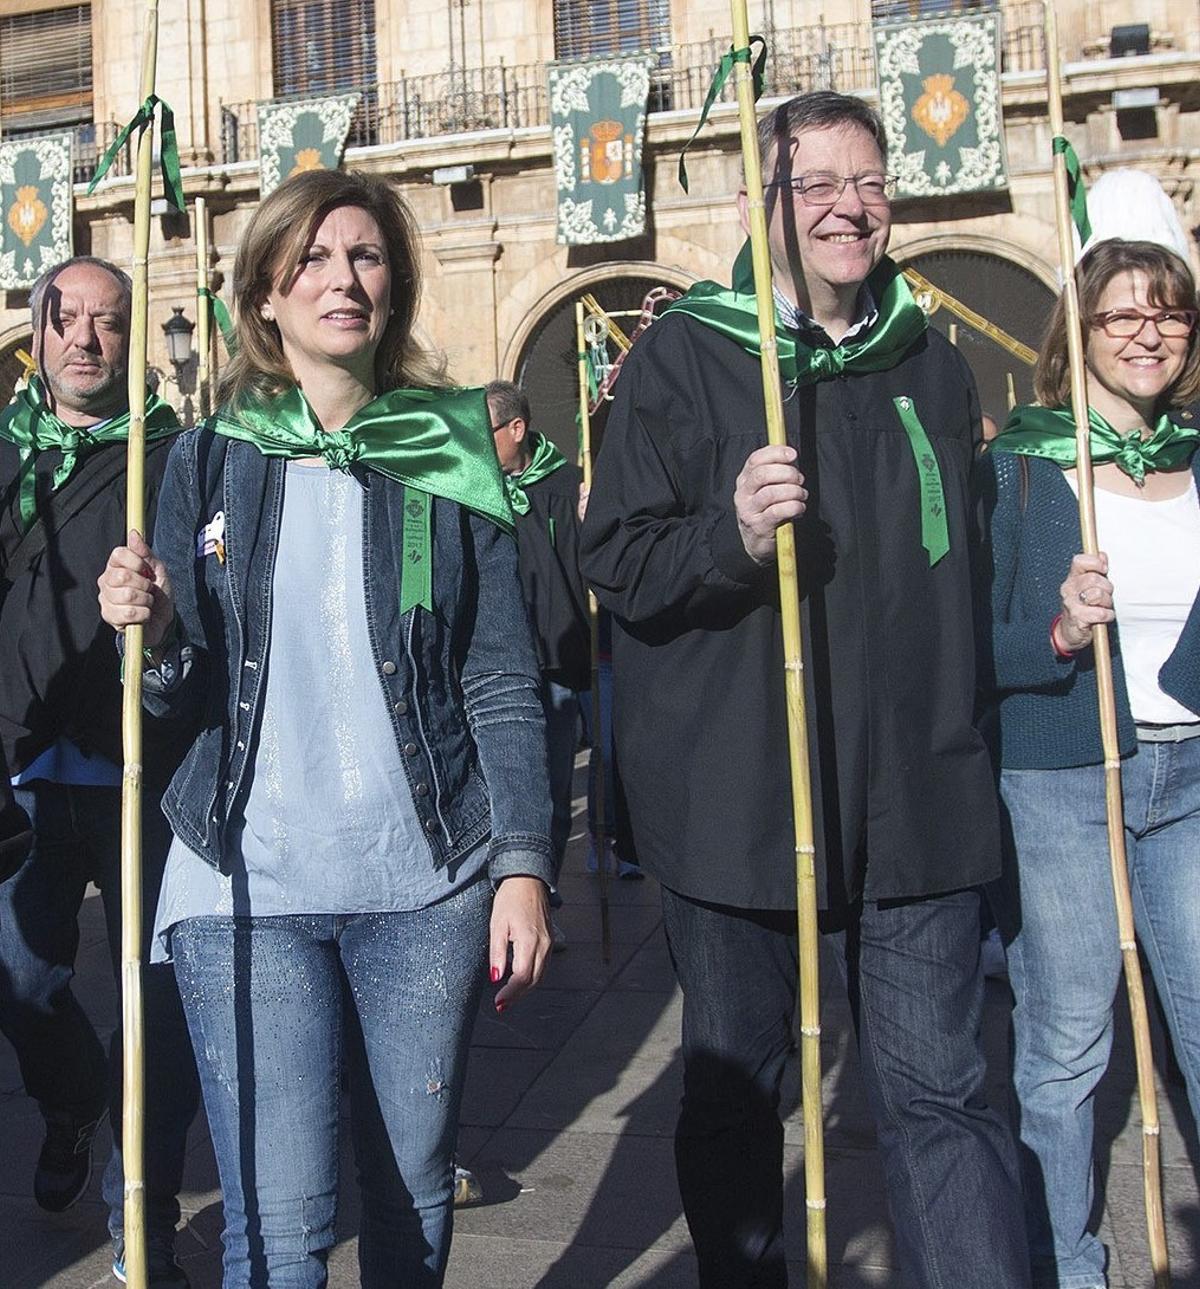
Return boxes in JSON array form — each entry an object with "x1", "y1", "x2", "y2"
[{"x1": 1067, "y1": 473, "x2": 1200, "y2": 724}]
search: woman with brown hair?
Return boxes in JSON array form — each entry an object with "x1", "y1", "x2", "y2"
[
  {"x1": 976, "y1": 237, "x2": 1200, "y2": 1288},
  {"x1": 97, "y1": 168, "x2": 553, "y2": 1288}
]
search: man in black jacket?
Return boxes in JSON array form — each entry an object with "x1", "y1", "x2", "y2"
[
  {"x1": 487, "y1": 380, "x2": 589, "y2": 893},
  {"x1": 0, "y1": 257, "x2": 198, "y2": 1287},
  {"x1": 580, "y1": 93, "x2": 1029, "y2": 1287}
]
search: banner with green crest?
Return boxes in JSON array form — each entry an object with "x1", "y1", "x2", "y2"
[
  {"x1": 873, "y1": 12, "x2": 1007, "y2": 199},
  {"x1": 256, "y1": 93, "x2": 362, "y2": 197},
  {"x1": 0, "y1": 133, "x2": 73, "y2": 290},
  {"x1": 548, "y1": 55, "x2": 655, "y2": 245}
]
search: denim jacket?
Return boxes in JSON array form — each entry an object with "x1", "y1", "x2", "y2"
[{"x1": 142, "y1": 426, "x2": 553, "y2": 886}]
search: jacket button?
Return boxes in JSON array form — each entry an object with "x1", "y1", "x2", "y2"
[
  {"x1": 404, "y1": 742, "x2": 418, "y2": 756},
  {"x1": 394, "y1": 698, "x2": 408, "y2": 716},
  {"x1": 382, "y1": 660, "x2": 397, "y2": 675},
  {"x1": 415, "y1": 782, "x2": 429, "y2": 796},
  {"x1": 424, "y1": 817, "x2": 438, "y2": 833}
]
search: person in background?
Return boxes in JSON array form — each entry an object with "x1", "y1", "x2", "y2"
[
  {"x1": 0, "y1": 257, "x2": 198, "y2": 1287},
  {"x1": 977, "y1": 236, "x2": 1200, "y2": 1289}
]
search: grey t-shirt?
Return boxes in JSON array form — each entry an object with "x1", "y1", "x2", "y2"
[{"x1": 152, "y1": 462, "x2": 486, "y2": 960}]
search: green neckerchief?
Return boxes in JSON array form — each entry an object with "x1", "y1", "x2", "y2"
[
  {"x1": 504, "y1": 432, "x2": 568, "y2": 516},
  {"x1": 991, "y1": 404, "x2": 1200, "y2": 484},
  {"x1": 211, "y1": 384, "x2": 515, "y2": 613},
  {"x1": 666, "y1": 239, "x2": 928, "y2": 386},
  {"x1": 0, "y1": 375, "x2": 179, "y2": 530},
  {"x1": 666, "y1": 241, "x2": 949, "y2": 564}
]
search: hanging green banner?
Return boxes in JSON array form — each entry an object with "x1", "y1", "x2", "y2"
[
  {"x1": 874, "y1": 12, "x2": 1008, "y2": 198},
  {"x1": 0, "y1": 133, "x2": 73, "y2": 290},
  {"x1": 256, "y1": 92, "x2": 362, "y2": 197},
  {"x1": 548, "y1": 55, "x2": 655, "y2": 246}
]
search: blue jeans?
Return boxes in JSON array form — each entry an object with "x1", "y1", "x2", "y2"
[
  {"x1": 661, "y1": 885, "x2": 1029, "y2": 1289},
  {"x1": 994, "y1": 738, "x2": 1200, "y2": 1289},
  {"x1": 541, "y1": 678, "x2": 580, "y2": 879},
  {"x1": 0, "y1": 782, "x2": 199, "y2": 1239},
  {"x1": 171, "y1": 877, "x2": 491, "y2": 1289}
]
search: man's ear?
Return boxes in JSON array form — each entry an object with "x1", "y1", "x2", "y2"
[
  {"x1": 511, "y1": 416, "x2": 528, "y2": 444},
  {"x1": 736, "y1": 188, "x2": 751, "y2": 239}
]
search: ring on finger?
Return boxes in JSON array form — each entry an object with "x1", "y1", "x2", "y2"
[{"x1": 1078, "y1": 589, "x2": 1089, "y2": 604}]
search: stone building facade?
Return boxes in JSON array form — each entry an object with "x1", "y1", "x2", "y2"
[{"x1": 0, "y1": 0, "x2": 1197, "y2": 429}]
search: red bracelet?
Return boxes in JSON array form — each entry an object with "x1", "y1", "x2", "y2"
[{"x1": 1049, "y1": 613, "x2": 1075, "y2": 659}]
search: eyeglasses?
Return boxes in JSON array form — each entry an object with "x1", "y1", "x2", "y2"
[
  {"x1": 1089, "y1": 308, "x2": 1198, "y2": 339},
  {"x1": 764, "y1": 172, "x2": 898, "y2": 207}
]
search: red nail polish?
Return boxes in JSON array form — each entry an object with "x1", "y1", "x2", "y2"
[{"x1": 490, "y1": 966, "x2": 501, "y2": 984}]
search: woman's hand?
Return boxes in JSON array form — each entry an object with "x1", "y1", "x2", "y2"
[
  {"x1": 489, "y1": 875, "x2": 552, "y2": 1011},
  {"x1": 1056, "y1": 552, "x2": 1115, "y2": 653},
  {"x1": 97, "y1": 529, "x2": 175, "y2": 649},
  {"x1": 734, "y1": 445, "x2": 808, "y2": 564}
]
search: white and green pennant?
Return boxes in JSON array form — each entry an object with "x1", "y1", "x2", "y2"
[
  {"x1": 0, "y1": 133, "x2": 73, "y2": 290},
  {"x1": 873, "y1": 12, "x2": 1008, "y2": 199},
  {"x1": 257, "y1": 92, "x2": 362, "y2": 198},
  {"x1": 548, "y1": 55, "x2": 655, "y2": 246}
]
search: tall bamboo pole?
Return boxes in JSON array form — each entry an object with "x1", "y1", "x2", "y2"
[
  {"x1": 195, "y1": 196, "x2": 210, "y2": 419},
  {"x1": 727, "y1": 4, "x2": 826, "y2": 1283},
  {"x1": 120, "y1": 3, "x2": 161, "y2": 1287},
  {"x1": 1043, "y1": 5, "x2": 1169, "y2": 1283},
  {"x1": 1006, "y1": 371, "x2": 1017, "y2": 412},
  {"x1": 576, "y1": 300, "x2": 612, "y2": 964}
]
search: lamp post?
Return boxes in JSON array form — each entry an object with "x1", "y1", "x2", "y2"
[{"x1": 161, "y1": 306, "x2": 196, "y2": 423}]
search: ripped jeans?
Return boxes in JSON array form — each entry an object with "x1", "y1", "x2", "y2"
[{"x1": 171, "y1": 878, "x2": 491, "y2": 1289}]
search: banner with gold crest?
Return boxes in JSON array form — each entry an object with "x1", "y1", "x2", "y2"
[
  {"x1": 0, "y1": 133, "x2": 73, "y2": 290},
  {"x1": 256, "y1": 93, "x2": 362, "y2": 198},
  {"x1": 874, "y1": 12, "x2": 1007, "y2": 199},
  {"x1": 548, "y1": 55, "x2": 655, "y2": 246}
]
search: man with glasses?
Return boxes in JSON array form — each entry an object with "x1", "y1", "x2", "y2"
[{"x1": 581, "y1": 92, "x2": 1029, "y2": 1286}]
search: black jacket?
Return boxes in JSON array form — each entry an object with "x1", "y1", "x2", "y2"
[
  {"x1": 0, "y1": 431, "x2": 189, "y2": 790},
  {"x1": 579, "y1": 311, "x2": 999, "y2": 911},
  {"x1": 514, "y1": 460, "x2": 591, "y2": 691}
]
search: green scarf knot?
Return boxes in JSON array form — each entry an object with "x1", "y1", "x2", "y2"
[
  {"x1": 503, "y1": 432, "x2": 568, "y2": 516},
  {"x1": 211, "y1": 384, "x2": 514, "y2": 613},
  {"x1": 0, "y1": 375, "x2": 179, "y2": 530},
  {"x1": 991, "y1": 404, "x2": 1199, "y2": 483}
]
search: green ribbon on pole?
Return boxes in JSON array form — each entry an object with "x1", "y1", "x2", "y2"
[
  {"x1": 1052, "y1": 136, "x2": 1092, "y2": 244},
  {"x1": 198, "y1": 286, "x2": 236, "y2": 352},
  {"x1": 991, "y1": 403, "x2": 1200, "y2": 484},
  {"x1": 678, "y1": 36, "x2": 767, "y2": 194},
  {"x1": 399, "y1": 488, "x2": 432, "y2": 614},
  {"x1": 891, "y1": 396, "x2": 949, "y2": 567},
  {"x1": 88, "y1": 94, "x2": 185, "y2": 213},
  {"x1": 0, "y1": 376, "x2": 179, "y2": 530}
]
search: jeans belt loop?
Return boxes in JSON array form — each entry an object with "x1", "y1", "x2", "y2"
[{"x1": 1136, "y1": 720, "x2": 1200, "y2": 744}]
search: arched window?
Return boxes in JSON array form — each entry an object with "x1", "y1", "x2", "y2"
[{"x1": 553, "y1": 0, "x2": 671, "y2": 62}]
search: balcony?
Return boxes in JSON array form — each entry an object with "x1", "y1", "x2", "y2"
[{"x1": 216, "y1": 10, "x2": 1061, "y2": 166}]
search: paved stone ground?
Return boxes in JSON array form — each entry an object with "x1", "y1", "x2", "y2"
[{"x1": 5, "y1": 764, "x2": 1200, "y2": 1287}]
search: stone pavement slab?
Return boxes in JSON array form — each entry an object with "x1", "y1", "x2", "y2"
[{"x1": 4, "y1": 771, "x2": 1199, "y2": 1287}]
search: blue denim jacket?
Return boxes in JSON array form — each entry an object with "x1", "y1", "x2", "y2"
[{"x1": 142, "y1": 427, "x2": 553, "y2": 886}]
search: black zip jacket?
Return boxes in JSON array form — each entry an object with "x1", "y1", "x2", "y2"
[
  {"x1": 514, "y1": 460, "x2": 591, "y2": 691},
  {"x1": 0, "y1": 431, "x2": 190, "y2": 790}
]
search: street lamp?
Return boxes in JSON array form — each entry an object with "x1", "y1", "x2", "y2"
[{"x1": 162, "y1": 306, "x2": 195, "y2": 372}]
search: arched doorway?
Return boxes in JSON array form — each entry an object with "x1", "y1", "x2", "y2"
[
  {"x1": 895, "y1": 247, "x2": 1055, "y2": 422},
  {"x1": 514, "y1": 270, "x2": 687, "y2": 461},
  {"x1": 0, "y1": 331, "x2": 33, "y2": 405}
]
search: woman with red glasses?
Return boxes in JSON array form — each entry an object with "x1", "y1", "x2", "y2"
[{"x1": 975, "y1": 237, "x2": 1200, "y2": 1289}]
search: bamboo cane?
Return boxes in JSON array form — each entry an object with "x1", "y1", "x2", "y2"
[
  {"x1": 727, "y1": 4, "x2": 826, "y2": 1283},
  {"x1": 1006, "y1": 371, "x2": 1017, "y2": 412},
  {"x1": 948, "y1": 320, "x2": 958, "y2": 347},
  {"x1": 120, "y1": 3, "x2": 161, "y2": 1287},
  {"x1": 1043, "y1": 5, "x2": 1169, "y2": 1284},
  {"x1": 576, "y1": 300, "x2": 612, "y2": 964},
  {"x1": 195, "y1": 196, "x2": 210, "y2": 420}
]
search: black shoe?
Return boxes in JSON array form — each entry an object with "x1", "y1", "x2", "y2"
[
  {"x1": 111, "y1": 1235, "x2": 191, "y2": 1289},
  {"x1": 34, "y1": 1107, "x2": 108, "y2": 1212}
]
